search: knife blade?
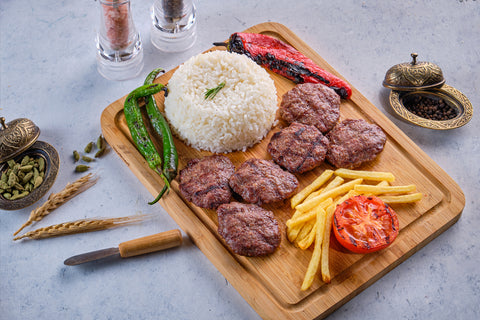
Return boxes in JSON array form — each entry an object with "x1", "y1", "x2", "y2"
[{"x1": 64, "y1": 229, "x2": 183, "y2": 266}]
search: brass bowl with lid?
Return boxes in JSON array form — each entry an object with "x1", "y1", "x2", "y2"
[
  {"x1": 0, "y1": 117, "x2": 59, "y2": 210},
  {"x1": 383, "y1": 53, "x2": 473, "y2": 130}
]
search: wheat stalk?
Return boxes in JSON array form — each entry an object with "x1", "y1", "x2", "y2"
[
  {"x1": 13, "y1": 214, "x2": 149, "y2": 241},
  {"x1": 13, "y1": 173, "x2": 99, "y2": 236}
]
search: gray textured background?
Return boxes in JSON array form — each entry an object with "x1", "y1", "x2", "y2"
[{"x1": 1, "y1": 1, "x2": 479, "y2": 319}]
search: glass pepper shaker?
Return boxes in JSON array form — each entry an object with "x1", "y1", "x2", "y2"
[
  {"x1": 150, "y1": 0, "x2": 197, "y2": 52},
  {"x1": 96, "y1": 0, "x2": 144, "y2": 80}
]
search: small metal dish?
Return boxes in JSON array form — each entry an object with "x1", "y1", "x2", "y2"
[
  {"x1": 384, "y1": 53, "x2": 473, "y2": 130},
  {"x1": 1, "y1": 117, "x2": 60, "y2": 210},
  {"x1": 0, "y1": 141, "x2": 59, "y2": 210},
  {"x1": 389, "y1": 84, "x2": 473, "y2": 130}
]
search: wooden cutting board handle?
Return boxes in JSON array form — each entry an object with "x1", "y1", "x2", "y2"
[{"x1": 118, "y1": 229, "x2": 183, "y2": 258}]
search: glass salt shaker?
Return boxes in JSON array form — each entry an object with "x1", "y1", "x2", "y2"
[
  {"x1": 150, "y1": 0, "x2": 197, "y2": 52},
  {"x1": 96, "y1": 0, "x2": 144, "y2": 81}
]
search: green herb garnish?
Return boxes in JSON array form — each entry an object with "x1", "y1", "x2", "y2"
[{"x1": 204, "y1": 81, "x2": 226, "y2": 100}]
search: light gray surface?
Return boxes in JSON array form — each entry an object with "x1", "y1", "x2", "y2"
[{"x1": 1, "y1": 1, "x2": 479, "y2": 319}]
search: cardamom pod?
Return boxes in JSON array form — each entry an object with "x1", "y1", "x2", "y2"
[
  {"x1": 21, "y1": 155, "x2": 30, "y2": 166},
  {"x1": 84, "y1": 142, "x2": 94, "y2": 153},
  {"x1": 33, "y1": 176, "x2": 43, "y2": 189},
  {"x1": 95, "y1": 147, "x2": 106, "y2": 158},
  {"x1": 1, "y1": 171, "x2": 7, "y2": 183},
  {"x1": 22, "y1": 172, "x2": 34, "y2": 184},
  {"x1": 8, "y1": 172, "x2": 18, "y2": 187},
  {"x1": 20, "y1": 165, "x2": 33, "y2": 172},
  {"x1": 10, "y1": 191, "x2": 29, "y2": 200},
  {"x1": 38, "y1": 157, "x2": 45, "y2": 172},
  {"x1": 75, "y1": 165, "x2": 90, "y2": 173},
  {"x1": 73, "y1": 150, "x2": 80, "y2": 162},
  {"x1": 97, "y1": 135, "x2": 104, "y2": 150},
  {"x1": 81, "y1": 155, "x2": 94, "y2": 163}
]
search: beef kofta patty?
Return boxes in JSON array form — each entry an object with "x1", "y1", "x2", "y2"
[
  {"x1": 279, "y1": 83, "x2": 341, "y2": 133},
  {"x1": 179, "y1": 155, "x2": 235, "y2": 209},
  {"x1": 326, "y1": 119, "x2": 387, "y2": 169},
  {"x1": 229, "y1": 158, "x2": 298, "y2": 204},
  {"x1": 217, "y1": 202, "x2": 281, "y2": 257},
  {"x1": 267, "y1": 122, "x2": 330, "y2": 173}
]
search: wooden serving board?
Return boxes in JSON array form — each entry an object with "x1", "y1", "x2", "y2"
[{"x1": 100, "y1": 22, "x2": 465, "y2": 320}]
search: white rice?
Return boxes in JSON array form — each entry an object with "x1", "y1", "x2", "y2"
[{"x1": 164, "y1": 51, "x2": 278, "y2": 153}]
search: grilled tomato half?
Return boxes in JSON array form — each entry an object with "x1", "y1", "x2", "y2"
[{"x1": 333, "y1": 195, "x2": 399, "y2": 254}]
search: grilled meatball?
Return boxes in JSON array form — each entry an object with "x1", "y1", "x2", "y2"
[
  {"x1": 279, "y1": 83, "x2": 341, "y2": 133},
  {"x1": 229, "y1": 158, "x2": 298, "y2": 204},
  {"x1": 326, "y1": 119, "x2": 387, "y2": 169},
  {"x1": 179, "y1": 155, "x2": 235, "y2": 209},
  {"x1": 267, "y1": 122, "x2": 330, "y2": 173},
  {"x1": 217, "y1": 202, "x2": 281, "y2": 257}
]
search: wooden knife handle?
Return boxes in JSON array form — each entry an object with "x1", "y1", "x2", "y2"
[{"x1": 118, "y1": 229, "x2": 183, "y2": 258}]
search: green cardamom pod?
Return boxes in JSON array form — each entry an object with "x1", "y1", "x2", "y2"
[
  {"x1": 19, "y1": 165, "x2": 33, "y2": 172},
  {"x1": 8, "y1": 172, "x2": 17, "y2": 187},
  {"x1": 14, "y1": 182, "x2": 25, "y2": 191},
  {"x1": 75, "y1": 165, "x2": 90, "y2": 173},
  {"x1": 95, "y1": 147, "x2": 107, "y2": 158},
  {"x1": 22, "y1": 172, "x2": 34, "y2": 184},
  {"x1": 97, "y1": 135, "x2": 105, "y2": 150},
  {"x1": 84, "y1": 142, "x2": 94, "y2": 153},
  {"x1": 1, "y1": 171, "x2": 7, "y2": 183},
  {"x1": 7, "y1": 159, "x2": 16, "y2": 168},
  {"x1": 81, "y1": 155, "x2": 94, "y2": 162},
  {"x1": 73, "y1": 150, "x2": 80, "y2": 162},
  {"x1": 21, "y1": 155, "x2": 30, "y2": 166},
  {"x1": 38, "y1": 157, "x2": 45, "y2": 172},
  {"x1": 10, "y1": 191, "x2": 29, "y2": 200},
  {"x1": 33, "y1": 176, "x2": 43, "y2": 189}
]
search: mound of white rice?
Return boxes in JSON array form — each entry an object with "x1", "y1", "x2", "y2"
[{"x1": 164, "y1": 51, "x2": 278, "y2": 153}]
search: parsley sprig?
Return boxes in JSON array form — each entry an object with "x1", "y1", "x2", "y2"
[{"x1": 204, "y1": 81, "x2": 226, "y2": 100}]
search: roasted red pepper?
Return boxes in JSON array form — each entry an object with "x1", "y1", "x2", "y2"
[{"x1": 216, "y1": 32, "x2": 352, "y2": 99}]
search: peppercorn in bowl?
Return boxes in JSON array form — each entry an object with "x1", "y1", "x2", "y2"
[{"x1": 389, "y1": 84, "x2": 473, "y2": 130}]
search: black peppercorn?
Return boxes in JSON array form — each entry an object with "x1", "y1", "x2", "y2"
[{"x1": 403, "y1": 95, "x2": 458, "y2": 121}]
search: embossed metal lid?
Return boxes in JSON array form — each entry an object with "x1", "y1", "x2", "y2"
[
  {"x1": 383, "y1": 53, "x2": 445, "y2": 91},
  {"x1": 0, "y1": 117, "x2": 41, "y2": 163}
]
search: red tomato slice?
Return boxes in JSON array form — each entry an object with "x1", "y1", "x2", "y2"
[{"x1": 333, "y1": 195, "x2": 399, "y2": 254}]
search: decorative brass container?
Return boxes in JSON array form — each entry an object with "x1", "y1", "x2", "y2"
[
  {"x1": 0, "y1": 117, "x2": 59, "y2": 210},
  {"x1": 383, "y1": 53, "x2": 473, "y2": 130}
]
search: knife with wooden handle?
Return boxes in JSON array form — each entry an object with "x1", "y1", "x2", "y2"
[{"x1": 64, "y1": 229, "x2": 183, "y2": 266}]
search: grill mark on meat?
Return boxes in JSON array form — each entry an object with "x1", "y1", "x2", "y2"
[
  {"x1": 267, "y1": 122, "x2": 329, "y2": 173},
  {"x1": 326, "y1": 119, "x2": 386, "y2": 169},
  {"x1": 229, "y1": 158, "x2": 298, "y2": 204},
  {"x1": 179, "y1": 155, "x2": 235, "y2": 209},
  {"x1": 217, "y1": 202, "x2": 281, "y2": 256},
  {"x1": 279, "y1": 83, "x2": 340, "y2": 133}
]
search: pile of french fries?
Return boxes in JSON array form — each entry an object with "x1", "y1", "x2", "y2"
[{"x1": 286, "y1": 168, "x2": 423, "y2": 291}]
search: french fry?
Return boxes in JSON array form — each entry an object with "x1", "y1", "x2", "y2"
[
  {"x1": 295, "y1": 178, "x2": 363, "y2": 212},
  {"x1": 301, "y1": 207, "x2": 326, "y2": 290},
  {"x1": 297, "y1": 223, "x2": 317, "y2": 250},
  {"x1": 306, "y1": 176, "x2": 345, "y2": 201},
  {"x1": 287, "y1": 223, "x2": 303, "y2": 242},
  {"x1": 291, "y1": 169, "x2": 334, "y2": 208},
  {"x1": 294, "y1": 220, "x2": 315, "y2": 247},
  {"x1": 354, "y1": 184, "x2": 416, "y2": 195},
  {"x1": 286, "y1": 198, "x2": 333, "y2": 229},
  {"x1": 379, "y1": 192, "x2": 423, "y2": 204},
  {"x1": 321, "y1": 204, "x2": 336, "y2": 283},
  {"x1": 335, "y1": 168, "x2": 395, "y2": 183}
]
